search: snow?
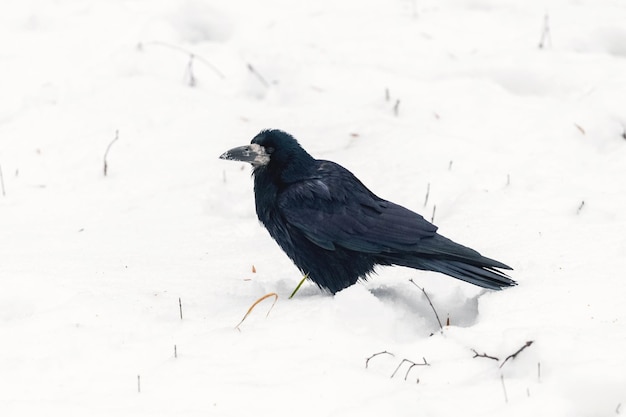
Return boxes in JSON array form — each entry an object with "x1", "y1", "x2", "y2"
[{"x1": 1, "y1": 0, "x2": 625, "y2": 415}]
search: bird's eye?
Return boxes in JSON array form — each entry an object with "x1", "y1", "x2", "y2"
[{"x1": 265, "y1": 147, "x2": 275, "y2": 154}]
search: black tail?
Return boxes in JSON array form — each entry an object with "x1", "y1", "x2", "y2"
[
  {"x1": 414, "y1": 258, "x2": 516, "y2": 290},
  {"x1": 381, "y1": 234, "x2": 516, "y2": 290}
]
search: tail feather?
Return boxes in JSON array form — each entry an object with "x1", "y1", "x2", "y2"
[
  {"x1": 382, "y1": 252, "x2": 516, "y2": 290},
  {"x1": 398, "y1": 234, "x2": 516, "y2": 289},
  {"x1": 418, "y1": 259, "x2": 516, "y2": 290}
]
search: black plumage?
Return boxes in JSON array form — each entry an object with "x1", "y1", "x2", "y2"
[{"x1": 220, "y1": 129, "x2": 516, "y2": 294}]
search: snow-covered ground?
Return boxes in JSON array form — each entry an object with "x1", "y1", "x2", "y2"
[{"x1": 1, "y1": 0, "x2": 625, "y2": 415}]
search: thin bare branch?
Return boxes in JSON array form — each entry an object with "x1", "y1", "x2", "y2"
[
  {"x1": 247, "y1": 63, "x2": 270, "y2": 88},
  {"x1": 409, "y1": 279, "x2": 443, "y2": 331},
  {"x1": 390, "y1": 357, "x2": 429, "y2": 382},
  {"x1": 365, "y1": 350, "x2": 395, "y2": 369},
  {"x1": 471, "y1": 348, "x2": 499, "y2": 361},
  {"x1": 575, "y1": 123, "x2": 586, "y2": 135},
  {"x1": 404, "y1": 357, "x2": 429, "y2": 381},
  {"x1": 393, "y1": 99, "x2": 400, "y2": 116},
  {"x1": 289, "y1": 274, "x2": 308, "y2": 299},
  {"x1": 185, "y1": 54, "x2": 197, "y2": 87},
  {"x1": 103, "y1": 130, "x2": 119, "y2": 177},
  {"x1": 500, "y1": 340, "x2": 534, "y2": 369},
  {"x1": 500, "y1": 374, "x2": 508, "y2": 403},
  {"x1": 538, "y1": 13, "x2": 552, "y2": 49}
]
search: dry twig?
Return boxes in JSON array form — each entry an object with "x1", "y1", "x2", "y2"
[
  {"x1": 393, "y1": 99, "x2": 400, "y2": 116},
  {"x1": 471, "y1": 349, "x2": 499, "y2": 361},
  {"x1": 500, "y1": 374, "x2": 508, "y2": 403},
  {"x1": 409, "y1": 279, "x2": 443, "y2": 331},
  {"x1": 289, "y1": 274, "x2": 308, "y2": 299},
  {"x1": 365, "y1": 351, "x2": 395, "y2": 368},
  {"x1": 574, "y1": 123, "x2": 586, "y2": 135},
  {"x1": 103, "y1": 130, "x2": 119, "y2": 177},
  {"x1": 500, "y1": 340, "x2": 534, "y2": 368},
  {"x1": 390, "y1": 357, "x2": 429, "y2": 382},
  {"x1": 235, "y1": 292, "x2": 278, "y2": 330},
  {"x1": 247, "y1": 63, "x2": 270, "y2": 88},
  {"x1": 538, "y1": 14, "x2": 552, "y2": 49}
]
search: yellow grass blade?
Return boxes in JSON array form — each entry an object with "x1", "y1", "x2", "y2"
[
  {"x1": 289, "y1": 274, "x2": 309, "y2": 299},
  {"x1": 235, "y1": 292, "x2": 278, "y2": 330}
]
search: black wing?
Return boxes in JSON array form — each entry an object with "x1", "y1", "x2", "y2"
[{"x1": 277, "y1": 161, "x2": 438, "y2": 254}]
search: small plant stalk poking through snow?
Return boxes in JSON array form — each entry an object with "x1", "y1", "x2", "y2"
[
  {"x1": 185, "y1": 55, "x2": 197, "y2": 87},
  {"x1": 501, "y1": 374, "x2": 508, "y2": 403},
  {"x1": 247, "y1": 63, "x2": 270, "y2": 88},
  {"x1": 103, "y1": 130, "x2": 119, "y2": 177},
  {"x1": 538, "y1": 13, "x2": 552, "y2": 49},
  {"x1": 289, "y1": 274, "x2": 308, "y2": 299},
  {"x1": 575, "y1": 124, "x2": 586, "y2": 135}
]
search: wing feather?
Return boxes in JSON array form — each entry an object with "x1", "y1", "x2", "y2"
[{"x1": 277, "y1": 161, "x2": 437, "y2": 254}]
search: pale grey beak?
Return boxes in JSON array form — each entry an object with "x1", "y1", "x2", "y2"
[{"x1": 219, "y1": 143, "x2": 270, "y2": 166}]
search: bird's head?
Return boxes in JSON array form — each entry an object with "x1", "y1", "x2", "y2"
[{"x1": 219, "y1": 129, "x2": 314, "y2": 181}]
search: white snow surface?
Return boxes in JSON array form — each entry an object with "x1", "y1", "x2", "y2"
[{"x1": 1, "y1": 0, "x2": 625, "y2": 415}]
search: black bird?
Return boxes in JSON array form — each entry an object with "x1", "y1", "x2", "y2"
[{"x1": 220, "y1": 129, "x2": 515, "y2": 294}]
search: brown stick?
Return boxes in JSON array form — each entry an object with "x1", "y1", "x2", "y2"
[
  {"x1": 500, "y1": 341, "x2": 534, "y2": 368},
  {"x1": 409, "y1": 279, "x2": 443, "y2": 331},
  {"x1": 235, "y1": 293, "x2": 278, "y2": 330}
]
